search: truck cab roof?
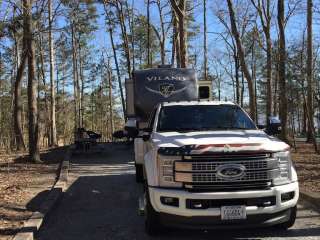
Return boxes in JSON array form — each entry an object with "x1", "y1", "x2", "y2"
[{"x1": 161, "y1": 100, "x2": 236, "y2": 107}]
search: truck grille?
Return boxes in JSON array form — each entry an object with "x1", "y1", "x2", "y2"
[
  {"x1": 189, "y1": 170, "x2": 278, "y2": 182},
  {"x1": 174, "y1": 153, "x2": 278, "y2": 191}
]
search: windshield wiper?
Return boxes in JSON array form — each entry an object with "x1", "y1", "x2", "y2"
[
  {"x1": 198, "y1": 126, "x2": 229, "y2": 131},
  {"x1": 199, "y1": 126, "x2": 252, "y2": 131},
  {"x1": 158, "y1": 126, "x2": 252, "y2": 132},
  {"x1": 175, "y1": 128, "x2": 201, "y2": 132},
  {"x1": 228, "y1": 127, "x2": 251, "y2": 130},
  {"x1": 158, "y1": 128, "x2": 196, "y2": 132}
]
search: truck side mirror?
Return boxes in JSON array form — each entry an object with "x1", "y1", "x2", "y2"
[
  {"x1": 266, "y1": 123, "x2": 282, "y2": 135},
  {"x1": 124, "y1": 126, "x2": 139, "y2": 138},
  {"x1": 266, "y1": 116, "x2": 282, "y2": 135},
  {"x1": 142, "y1": 134, "x2": 151, "y2": 142},
  {"x1": 113, "y1": 130, "x2": 126, "y2": 139},
  {"x1": 142, "y1": 127, "x2": 152, "y2": 133},
  {"x1": 142, "y1": 128, "x2": 152, "y2": 141}
]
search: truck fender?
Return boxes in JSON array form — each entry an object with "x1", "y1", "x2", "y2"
[
  {"x1": 291, "y1": 165, "x2": 298, "y2": 182},
  {"x1": 144, "y1": 149, "x2": 159, "y2": 186}
]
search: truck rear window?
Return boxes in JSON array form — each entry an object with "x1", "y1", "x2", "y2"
[{"x1": 157, "y1": 105, "x2": 256, "y2": 132}]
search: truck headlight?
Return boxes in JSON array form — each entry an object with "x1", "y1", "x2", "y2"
[
  {"x1": 158, "y1": 155, "x2": 182, "y2": 188},
  {"x1": 272, "y1": 151, "x2": 293, "y2": 186}
]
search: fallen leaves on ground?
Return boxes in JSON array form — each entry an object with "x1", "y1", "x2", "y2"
[
  {"x1": 292, "y1": 143, "x2": 320, "y2": 193},
  {"x1": 0, "y1": 147, "x2": 64, "y2": 240}
]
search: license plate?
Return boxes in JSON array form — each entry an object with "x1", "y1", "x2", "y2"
[{"x1": 221, "y1": 206, "x2": 246, "y2": 220}]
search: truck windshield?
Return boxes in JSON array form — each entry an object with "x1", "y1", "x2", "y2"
[{"x1": 157, "y1": 105, "x2": 256, "y2": 132}]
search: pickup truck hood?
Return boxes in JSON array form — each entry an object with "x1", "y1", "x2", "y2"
[{"x1": 152, "y1": 130, "x2": 289, "y2": 153}]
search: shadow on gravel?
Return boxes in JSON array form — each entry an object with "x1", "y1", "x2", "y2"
[
  {"x1": 26, "y1": 190, "x2": 51, "y2": 212},
  {"x1": 0, "y1": 227, "x2": 21, "y2": 237},
  {"x1": 0, "y1": 190, "x2": 52, "y2": 237}
]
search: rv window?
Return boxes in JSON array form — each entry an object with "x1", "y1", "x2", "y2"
[{"x1": 199, "y1": 86, "x2": 210, "y2": 99}]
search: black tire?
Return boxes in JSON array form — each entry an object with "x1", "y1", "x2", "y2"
[
  {"x1": 135, "y1": 164, "x2": 144, "y2": 183},
  {"x1": 276, "y1": 205, "x2": 297, "y2": 230},
  {"x1": 145, "y1": 186, "x2": 162, "y2": 236}
]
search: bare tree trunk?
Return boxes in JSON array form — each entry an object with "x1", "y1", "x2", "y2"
[
  {"x1": 107, "y1": 60, "x2": 114, "y2": 141},
  {"x1": 0, "y1": 53, "x2": 1, "y2": 129},
  {"x1": 203, "y1": 0, "x2": 207, "y2": 80},
  {"x1": 156, "y1": 0, "x2": 166, "y2": 65},
  {"x1": 170, "y1": 0, "x2": 187, "y2": 68},
  {"x1": 13, "y1": 49, "x2": 27, "y2": 151},
  {"x1": 173, "y1": 14, "x2": 180, "y2": 67},
  {"x1": 108, "y1": 27, "x2": 126, "y2": 118},
  {"x1": 38, "y1": 33, "x2": 50, "y2": 146},
  {"x1": 12, "y1": 3, "x2": 26, "y2": 151},
  {"x1": 227, "y1": 0, "x2": 256, "y2": 121},
  {"x1": 306, "y1": 0, "x2": 314, "y2": 139},
  {"x1": 273, "y1": 57, "x2": 279, "y2": 116},
  {"x1": 266, "y1": 31, "x2": 272, "y2": 121},
  {"x1": 251, "y1": 0, "x2": 273, "y2": 122},
  {"x1": 125, "y1": 0, "x2": 135, "y2": 71},
  {"x1": 306, "y1": 0, "x2": 318, "y2": 151},
  {"x1": 171, "y1": 15, "x2": 176, "y2": 66},
  {"x1": 48, "y1": 0, "x2": 57, "y2": 146},
  {"x1": 297, "y1": 96, "x2": 301, "y2": 134},
  {"x1": 235, "y1": 54, "x2": 240, "y2": 104},
  {"x1": 78, "y1": 33, "x2": 84, "y2": 127},
  {"x1": 147, "y1": 0, "x2": 151, "y2": 67},
  {"x1": 277, "y1": 0, "x2": 288, "y2": 141},
  {"x1": 71, "y1": 24, "x2": 80, "y2": 129},
  {"x1": 300, "y1": 34, "x2": 307, "y2": 136},
  {"x1": 241, "y1": 71, "x2": 244, "y2": 107},
  {"x1": 252, "y1": 30, "x2": 258, "y2": 121},
  {"x1": 265, "y1": 1, "x2": 273, "y2": 123},
  {"x1": 24, "y1": 0, "x2": 40, "y2": 162},
  {"x1": 117, "y1": 2, "x2": 132, "y2": 79},
  {"x1": 303, "y1": 101, "x2": 307, "y2": 134},
  {"x1": 103, "y1": 3, "x2": 126, "y2": 118}
]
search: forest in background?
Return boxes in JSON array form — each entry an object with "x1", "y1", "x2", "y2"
[{"x1": 0, "y1": 0, "x2": 320, "y2": 161}]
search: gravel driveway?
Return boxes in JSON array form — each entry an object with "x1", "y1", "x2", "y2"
[{"x1": 37, "y1": 143, "x2": 320, "y2": 240}]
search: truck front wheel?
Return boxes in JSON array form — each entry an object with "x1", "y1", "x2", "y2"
[
  {"x1": 145, "y1": 186, "x2": 162, "y2": 235},
  {"x1": 135, "y1": 164, "x2": 144, "y2": 183},
  {"x1": 276, "y1": 205, "x2": 297, "y2": 230}
]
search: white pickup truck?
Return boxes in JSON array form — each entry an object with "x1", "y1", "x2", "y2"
[{"x1": 135, "y1": 101, "x2": 299, "y2": 235}]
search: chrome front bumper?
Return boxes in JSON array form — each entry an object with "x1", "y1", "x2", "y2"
[{"x1": 149, "y1": 181, "x2": 299, "y2": 217}]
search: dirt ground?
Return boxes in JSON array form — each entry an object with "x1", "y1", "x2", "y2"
[
  {"x1": 0, "y1": 147, "x2": 66, "y2": 240},
  {"x1": 292, "y1": 142, "x2": 320, "y2": 193}
]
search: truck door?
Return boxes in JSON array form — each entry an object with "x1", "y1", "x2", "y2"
[
  {"x1": 144, "y1": 108, "x2": 157, "y2": 153},
  {"x1": 134, "y1": 109, "x2": 157, "y2": 165}
]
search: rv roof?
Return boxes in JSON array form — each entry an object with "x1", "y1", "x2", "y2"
[{"x1": 162, "y1": 101, "x2": 236, "y2": 106}]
